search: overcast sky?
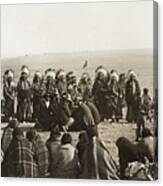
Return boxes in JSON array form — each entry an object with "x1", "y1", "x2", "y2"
[{"x1": 1, "y1": 1, "x2": 153, "y2": 58}]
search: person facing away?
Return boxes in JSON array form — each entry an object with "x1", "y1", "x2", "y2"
[
  {"x1": 57, "y1": 92, "x2": 74, "y2": 132},
  {"x1": 80, "y1": 126, "x2": 119, "y2": 180},
  {"x1": 76, "y1": 132, "x2": 89, "y2": 166},
  {"x1": 2, "y1": 128, "x2": 37, "y2": 177},
  {"x1": 46, "y1": 125, "x2": 61, "y2": 173},
  {"x1": 26, "y1": 129, "x2": 49, "y2": 177},
  {"x1": 71, "y1": 96, "x2": 95, "y2": 131},
  {"x1": 50, "y1": 133, "x2": 80, "y2": 178},
  {"x1": 1, "y1": 118, "x2": 19, "y2": 154}
]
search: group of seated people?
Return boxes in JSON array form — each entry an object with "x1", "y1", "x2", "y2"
[{"x1": 1, "y1": 118, "x2": 157, "y2": 180}]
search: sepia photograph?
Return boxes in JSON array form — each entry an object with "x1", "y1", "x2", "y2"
[{"x1": 1, "y1": 0, "x2": 158, "y2": 180}]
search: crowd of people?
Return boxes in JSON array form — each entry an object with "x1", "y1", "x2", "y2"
[
  {"x1": 1, "y1": 64, "x2": 158, "y2": 180},
  {"x1": 2, "y1": 65, "x2": 156, "y2": 131},
  {"x1": 1, "y1": 119, "x2": 157, "y2": 180}
]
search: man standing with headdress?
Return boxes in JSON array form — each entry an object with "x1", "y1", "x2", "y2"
[
  {"x1": 125, "y1": 70, "x2": 141, "y2": 123},
  {"x1": 32, "y1": 71, "x2": 43, "y2": 120},
  {"x1": 107, "y1": 71, "x2": 119, "y2": 122},
  {"x1": 41, "y1": 68, "x2": 56, "y2": 98},
  {"x1": 92, "y1": 66, "x2": 110, "y2": 121},
  {"x1": 56, "y1": 69, "x2": 67, "y2": 95},
  {"x1": 3, "y1": 69, "x2": 16, "y2": 120},
  {"x1": 17, "y1": 66, "x2": 32, "y2": 122}
]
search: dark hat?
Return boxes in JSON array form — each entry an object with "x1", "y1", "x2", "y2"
[
  {"x1": 61, "y1": 133, "x2": 72, "y2": 145},
  {"x1": 86, "y1": 126, "x2": 98, "y2": 139}
]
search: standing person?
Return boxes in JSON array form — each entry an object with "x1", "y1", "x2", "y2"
[
  {"x1": 32, "y1": 71, "x2": 42, "y2": 120},
  {"x1": 38, "y1": 93, "x2": 55, "y2": 130},
  {"x1": 50, "y1": 133, "x2": 80, "y2": 178},
  {"x1": 41, "y1": 68, "x2": 56, "y2": 98},
  {"x1": 56, "y1": 69, "x2": 67, "y2": 95},
  {"x1": 66, "y1": 72, "x2": 79, "y2": 102},
  {"x1": 118, "y1": 73, "x2": 126, "y2": 121},
  {"x1": 17, "y1": 66, "x2": 32, "y2": 122},
  {"x1": 125, "y1": 70, "x2": 141, "y2": 123},
  {"x1": 3, "y1": 69, "x2": 16, "y2": 120},
  {"x1": 141, "y1": 88, "x2": 152, "y2": 120},
  {"x1": 1, "y1": 118, "x2": 19, "y2": 154},
  {"x1": 76, "y1": 132, "x2": 89, "y2": 165},
  {"x1": 92, "y1": 66, "x2": 110, "y2": 120},
  {"x1": 26, "y1": 129, "x2": 49, "y2": 177},
  {"x1": 107, "y1": 72, "x2": 119, "y2": 122},
  {"x1": 2, "y1": 128, "x2": 37, "y2": 177},
  {"x1": 78, "y1": 72, "x2": 92, "y2": 102},
  {"x1": 135, "y1": 106, "x2": 146, "y2": 141},
  {"x1": 57, "y1": 92, "x2": 74, "y2": 131},
  {"x1": 86, "y1": 101, "x2": 101, "y2": 125},
  {"x1": 80, "y1": 127, "x2": 119, "y2": 180}
]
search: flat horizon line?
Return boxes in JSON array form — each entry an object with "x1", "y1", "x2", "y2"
[{"x1": 1, "y1": 48, "x2": 153, "y2": 60}]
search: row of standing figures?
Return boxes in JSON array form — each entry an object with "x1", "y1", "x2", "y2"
[{"x1": 2, "y1": 65, "x2": 157, "y2": 132}]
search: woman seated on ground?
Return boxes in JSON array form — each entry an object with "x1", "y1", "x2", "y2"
[{"x1": 50, "y1": 133, "x2": 80, "y2": 178}]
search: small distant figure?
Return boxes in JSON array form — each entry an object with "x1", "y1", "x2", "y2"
[
  {"x1": 135, "y1": 106, "x2": 146, "y2": 141},
  {"x1": 82, "y1": 60, "x2": 88, "y2": 69},
  {"x1": 141, "y1": 88, "x2": 152, "y2": 121},
  {"x1": 118, "y1": 73, "x2": 126, "y2": 121}
]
